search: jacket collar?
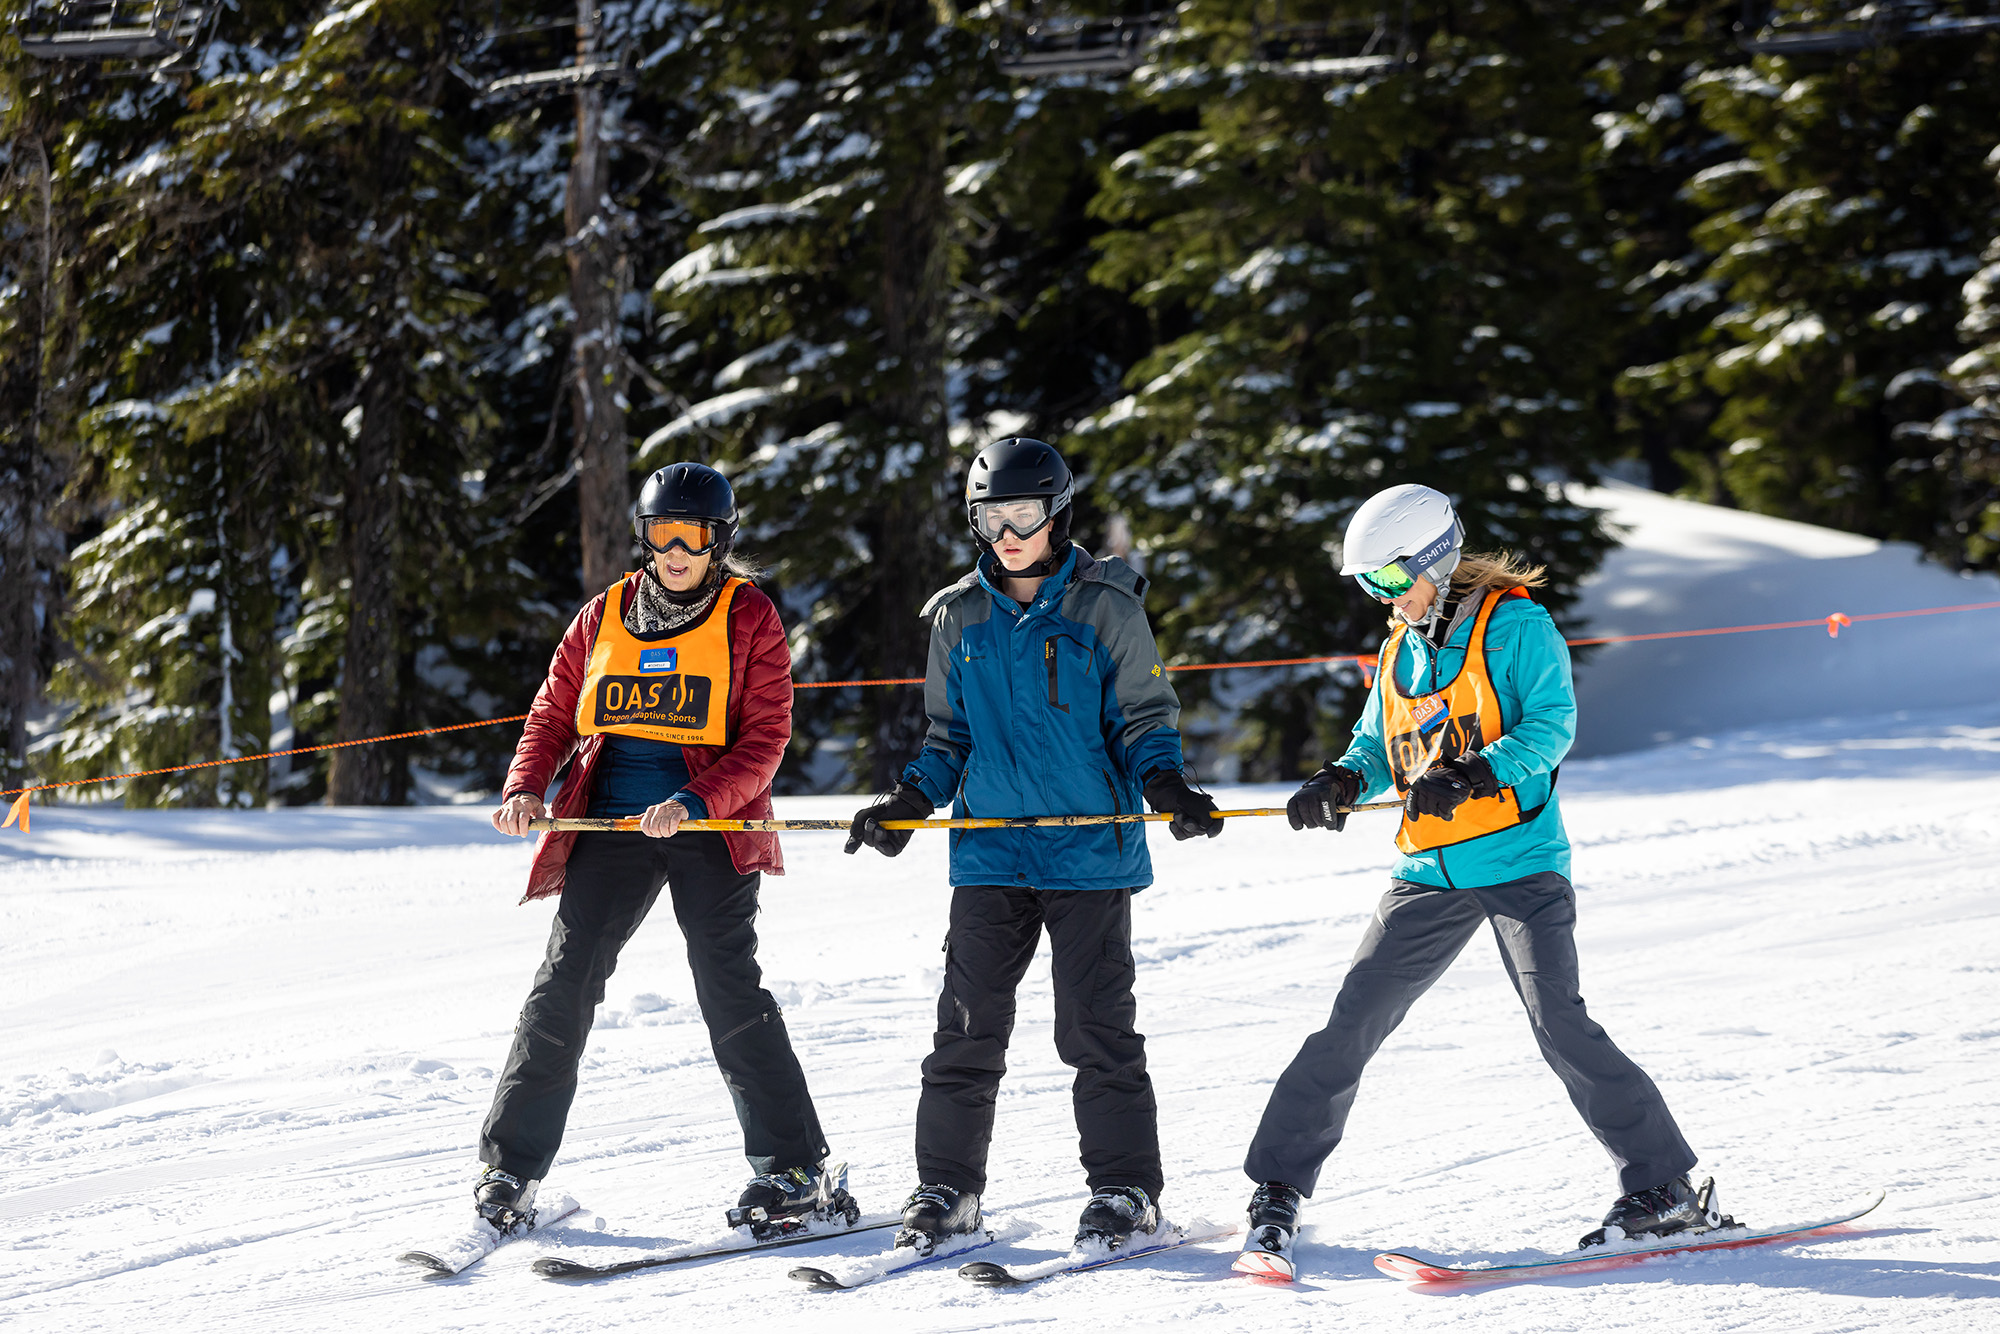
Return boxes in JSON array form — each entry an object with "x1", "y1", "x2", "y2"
[{"x1": 977, "y1": 545, "x2": 1083, "y2": 616}]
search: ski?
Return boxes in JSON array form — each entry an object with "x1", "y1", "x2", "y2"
[
  {"x1": 1231, "y1": 1223, "x2": 1296, "y2": 1282},
  {"x1": 397, "y1": 1193, "x2": 584, "y2": 1276},
  {"x1": 788, "y1": 1220, "x2": 1025, "y2": 1290},
  {"x1": 1374, "y1": 1191, "x2": 1885, "y2": 1286},
  {"x1": 533, "y1": 1215, "x2": 901, "y2": 1279},
  {"x1": 959, "y1": 1220, "x2": 1238, "y2": 1287}
]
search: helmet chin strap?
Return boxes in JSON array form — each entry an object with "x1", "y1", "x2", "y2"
[
  {"x1": 986, "y1": 540, "x2": 1070, "y2": 579},
  {"x1": 1391, "y1": 548, "x2": 1460, "y2": 631},
  {"x1": 644, "y1": 542, "x2": 731, "y2": 603},
  {"x1": 1395, "y1": 601, "x2": 1440, "y2": 631}
]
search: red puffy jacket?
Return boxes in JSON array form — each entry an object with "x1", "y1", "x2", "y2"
[{"x1": 504, "y1": 572, "x2": 791, "y2": 901}]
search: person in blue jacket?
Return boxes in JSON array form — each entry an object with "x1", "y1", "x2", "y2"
[
  {"x1": 847, "y1": 438, "x2": 1222, "y2": 1255},
  {"x1": 1235, "y1": 485, "x2": 1709, "y2": 1275}
]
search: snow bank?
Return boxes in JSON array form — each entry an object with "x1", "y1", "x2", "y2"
[{"x1": 1569, "y1": 480, "x2": 2000, "y2": 755}]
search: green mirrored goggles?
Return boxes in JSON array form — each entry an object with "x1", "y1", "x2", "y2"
[{"x1": 1356, "y1": 560, "x2": 1418, "y2": 601}]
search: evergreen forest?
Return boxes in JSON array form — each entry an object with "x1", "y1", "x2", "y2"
[{"x1": 4, "y1": 0, "x2": 1998, "y2": 805}]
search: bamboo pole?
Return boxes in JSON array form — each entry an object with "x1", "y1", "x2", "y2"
[{"x1": 526, "y1": 802, "x2": 1405, "y2": 834}]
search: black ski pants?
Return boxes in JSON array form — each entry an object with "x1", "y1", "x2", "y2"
[
  {"x1": 479, "y1": 831, "x2": 828, "y2": 1181},
  {"x1": 1244, "y1": 872, "x2": 1695, "y2": 1196},
  {"x1": 915, "y1": 884, "x2": 1162, "y2": 1199}
]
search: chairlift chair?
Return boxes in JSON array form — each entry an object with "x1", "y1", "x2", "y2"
[
  {"x1": 484, "y1": 45, "x2": 632, "y2": 97},
  {"x1": 1737, "y1": 0, "x2": 2000, "y2": 55},
  {"x1": 467, "y1": 4, "x2": 636, "y2": 98},
  {"x1": 1250, "y1": 6, "x2": 1413, "y2": 80},
  {"x1": 992, "y1": 9, "x2": 1169, "y2": 79},
  {"x1": 17, "y1": 0, "x2": 216, "y2": 63}
]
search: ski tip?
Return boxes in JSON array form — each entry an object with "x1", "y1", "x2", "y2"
[
  {"x1": 396, "y1": 1252, "x2": 456, "y2": 1276},
  {"x1": 530, "y1": 1256, "x2": 592, "y2": 1279},
  {"x1": 957, "y1": 1259, "x2": 1024, "y2": 1287},
  {"x1": 1232, "y1": 1251, "x2": 1295, "y2": 1282},
  {"x1": 787, "y1": 1265, "x2": 849, "y2": 1290},
  {"x1": 1374, "y1": 1252, "x2": 1453, "y2": 1282}
]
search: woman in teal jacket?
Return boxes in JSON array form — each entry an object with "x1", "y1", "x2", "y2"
[{"x1": 1234, "y1": 484, "x2": 1707, "y2": 1278}]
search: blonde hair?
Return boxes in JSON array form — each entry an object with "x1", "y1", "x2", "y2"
[{"x1": 1450, "y1": 550, "x2": 1547, "y2": 595}]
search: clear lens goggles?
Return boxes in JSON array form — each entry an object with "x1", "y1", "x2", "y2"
[
  {"x1": 1355, "y1": 560, "x2": 1419, "y2": 601},
  {"x1": 970, "y1": 498, "x2": 1053, "y2": 543},
  {"x1": 636, "y1": 516, "x2": 724, "y2": 555}
]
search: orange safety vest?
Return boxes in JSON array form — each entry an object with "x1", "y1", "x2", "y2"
[
  {"x1": 1380, "y1": 586, "x2": 1551, "y2": 854},
  {"x1": 574, "y1": 576, "x2": 742, "y2": 747}
]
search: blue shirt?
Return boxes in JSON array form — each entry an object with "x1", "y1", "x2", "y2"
[{"x1": 587, "y1": 734, "x2": 708, "y2": 820}]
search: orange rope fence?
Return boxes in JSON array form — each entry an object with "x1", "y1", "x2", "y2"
[
  {"x1": 8, "y1": 597, "x2": 1999, "y2": 830},
  {"x1": 1566, "y1": 599, "x2": 2000, "y2": 646},
  {"x1": 3, "y1": 715, "x2": 533, "y2": 829}
]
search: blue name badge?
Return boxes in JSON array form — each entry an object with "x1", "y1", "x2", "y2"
[{"x1": 638, "y1": 647, "x2": 679, "y2": 674}]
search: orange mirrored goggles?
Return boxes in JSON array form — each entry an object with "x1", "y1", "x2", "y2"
[{"x1": 636, "y1": 516, "x2": 725, "y2": 555}]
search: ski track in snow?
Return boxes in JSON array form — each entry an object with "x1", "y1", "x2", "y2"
[{"x1": 3, "y1": 709, "x2": 2000, "y2": 1330}]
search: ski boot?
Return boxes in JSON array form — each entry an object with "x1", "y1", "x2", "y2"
[
  {"x1": 473, "y1": 1166, "x2": 540, "y2": 1235},
  {"x1": 1074, "y1": 1185, "x2": 1162, "y2": 1252},
  {"x1": 894, "y1": 1183, "x2": 982, "y2": 1254},
  {"x1": 1233, "y1": 1181, "x2": 1303, "y2": 1279},
  {"x1": 1580, "y1": 1174, "x2": 1727, "y2": 1248},
  {"x1": 727, "y1": 1161, "x2": 862, "y2": 1240}
]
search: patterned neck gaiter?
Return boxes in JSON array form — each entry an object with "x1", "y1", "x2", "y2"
[{"x1": 626, "y1": 566, "x2": 722, "y2": 636}]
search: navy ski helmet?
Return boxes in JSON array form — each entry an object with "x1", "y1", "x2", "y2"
[{"x1": 964, "y1": 438, "x2": 1075, "y2": 560}]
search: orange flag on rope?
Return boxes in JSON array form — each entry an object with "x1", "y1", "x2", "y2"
[{"x1": 3, "y1": 790, "x2": 29, "y2": 833}]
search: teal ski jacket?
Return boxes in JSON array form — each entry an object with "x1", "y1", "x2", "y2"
[
  {"x1": 1338, "y1": 592, "x2": 1574, "y2": 888},
  {"x1": 903, "y1": 546, "x2": 1184, "y2": 892}
]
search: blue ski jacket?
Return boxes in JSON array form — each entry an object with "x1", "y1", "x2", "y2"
[
  {"x1": 1339, "y1": 592, "x2": 1574, "y2": 889},
  {"x1": 903, "y1": 546, "x2": 1186, "y2": 893}
]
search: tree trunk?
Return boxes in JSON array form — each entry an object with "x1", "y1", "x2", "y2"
[
  {"x1": 327, "y1": 351, "x2": 404, "y2": 804},
  {"x1": 866, "y1": 21, "x2": 952, "y2": 789},
  {"x1": 0, "y1": 132, "x2": 62, "y2": 786},
  {"x1": 570, "y1": 5, "x2": 631, "y2": 600},
  {"x1": 0, "y1": 468, "x2": 35, "y2": 773}
]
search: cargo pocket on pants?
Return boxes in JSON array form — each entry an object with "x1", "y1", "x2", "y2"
[{"x1": 1092, "y1": 935, "x2": 1137, "y2": 1016}]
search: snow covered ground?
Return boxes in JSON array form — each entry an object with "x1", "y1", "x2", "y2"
[{"x1": 5, "y1": 705, "x2": 1999, "y2": 1331}]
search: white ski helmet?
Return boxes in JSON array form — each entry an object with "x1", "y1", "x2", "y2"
[{"x1": 1340, "y1": 484, "x2": 1465, "y2": 599}]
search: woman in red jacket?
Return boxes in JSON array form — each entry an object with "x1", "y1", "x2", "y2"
[{"x1": 477, "y1": 463, "x2": 850, "y2": 1240}]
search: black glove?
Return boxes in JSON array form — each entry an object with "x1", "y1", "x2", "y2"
[
  {"x1": 1287, "y1": 764, "x2": 1362, "y2": 832},
  {"x1": 1142, "y1": 767, "x2": 1223, "y2": 841},
  {"x1": 1445, "y1": 751, "x2": 1500, "y2": 798},
  {"x1": 1405, "y1": 752, "x2": 1498, "y2": 821},
  {"x1": 844, "y1": 782, "x2": 935, "y2": 857}
]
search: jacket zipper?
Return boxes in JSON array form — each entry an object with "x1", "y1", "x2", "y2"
[
  {"x1": 1103, "y1": 771, "x2": 1124, "y2": 854},
  {"x1": 1046, "y1": 639, "x2": 1068, "y2": 714}
]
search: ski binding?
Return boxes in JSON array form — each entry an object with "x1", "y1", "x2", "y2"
[
  {"x1": 1375, "y1": 1191, "x2": 1884, "y2": 1286},
  {"x1": 398, "y1": 1192, "x2": 582, "y2": 1276},
  {"x1": 960, "y1": 1219, "x2": 1237, "y2": 1287}
]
